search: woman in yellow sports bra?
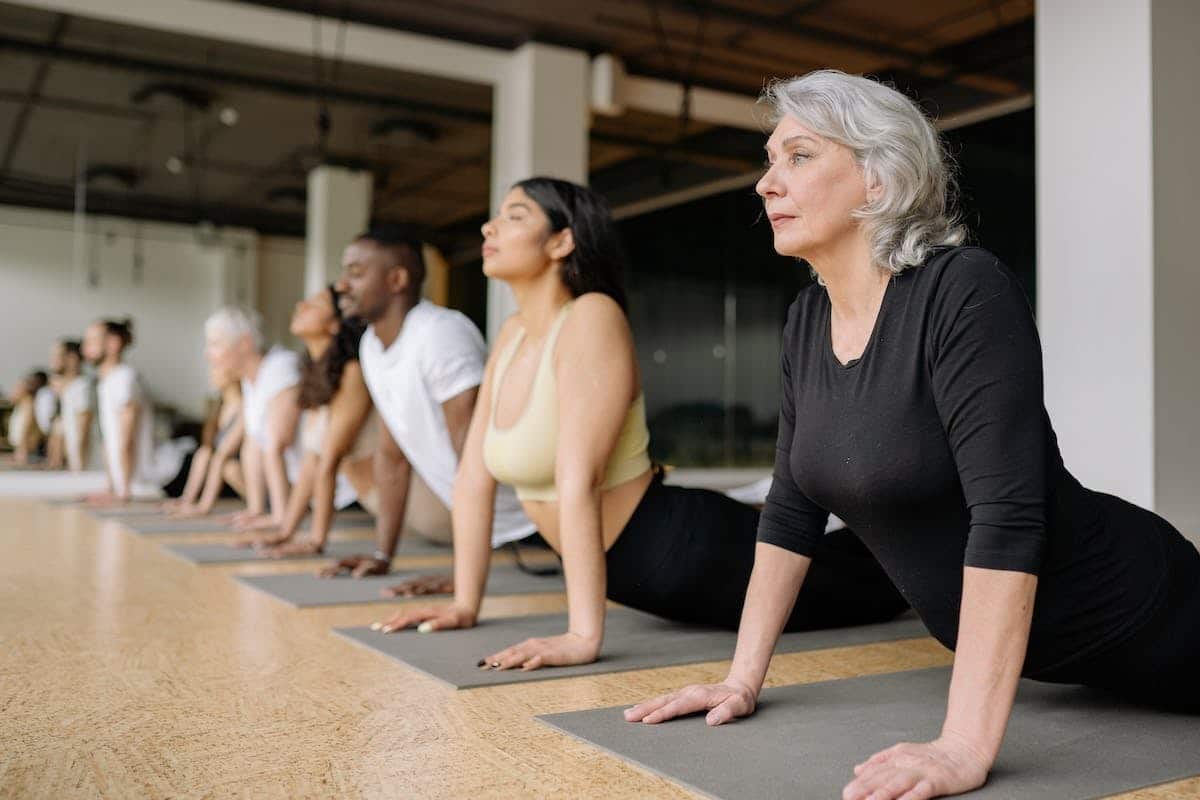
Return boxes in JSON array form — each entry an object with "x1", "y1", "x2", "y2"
[{"x1": 373, "y1": 176, "x2": 906, "y2": 671}]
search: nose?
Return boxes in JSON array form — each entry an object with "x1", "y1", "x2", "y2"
[
  {"x1": 756, "y1": 163, "x2": 781, "y2": 199},
  {"x1": 480, "y1": 217, "x2": 496, "y2": 238},
  {"x1": 333, "y1": 275, "x2": 349, "y2": 292}
]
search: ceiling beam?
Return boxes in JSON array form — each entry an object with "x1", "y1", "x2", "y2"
[{"x1": 1, "y1": 14, "x2": 69, "y2": 174}]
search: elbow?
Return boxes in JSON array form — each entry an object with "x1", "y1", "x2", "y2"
[{"x1": 556, "y1": 469, "x2": 603, "y2": 508}]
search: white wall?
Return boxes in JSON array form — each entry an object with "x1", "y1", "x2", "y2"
[
  {"x1": 0, "y1": 204, "x2": 258, "y2": 418},
  {"x1": 257, "y1": 235, "x2": 307, "y2": 351},
  {"x1": 1037, "y1": 0, "x2": 1155, "y2": 508},
  {"x1": 1151, "y1": 0, "x2": 1200, "y2": 540}
]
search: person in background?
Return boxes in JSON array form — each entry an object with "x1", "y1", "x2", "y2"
[
  {"x1": 202, "y1": 306, "x2": 301, "y2": 531},
  {"x1": 241, "y1": 285, "x2": 379, "y2": 557},
  {"x1": 46, "y1": 339, "x2": 93, "y2": 472},
  {"x1": 82, "y1": 319, "x2": 188, "y2": 503},
  {"x1": 162, "y1": 359, "x2": 245, "y2": 516},
  {"x1": 319, "y1": 226, "x2": 537, "y2": 579}
]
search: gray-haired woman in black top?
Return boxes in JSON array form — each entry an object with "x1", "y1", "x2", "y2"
[{"x1": 626, "y1": 69, "x2": 1200, "y2": 800}]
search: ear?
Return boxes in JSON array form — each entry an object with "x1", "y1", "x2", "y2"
[
  {"x1": 546, "y1": 228, "x2": 576, "y2": 262},
  {"x1": 385, "y1": 265, "x2": 410, "y2": 295},
  {"x1": 864, "y1": 169, "x2": 884, "y2": 205}
]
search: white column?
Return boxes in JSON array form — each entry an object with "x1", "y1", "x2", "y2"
[
  {"x1": 1037, "y1": 0, "x2": 1200, "y2": 541},
  {"x1": 305, "y1": 165, "x2": 372, "y2": 295},
  {"x1": 487, "y1": 42, "x2": 590, "y2": 341}
]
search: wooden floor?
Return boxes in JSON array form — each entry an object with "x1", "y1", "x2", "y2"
[{"x1": 2, "y1": 498, "x2": 1197, "y2": 799}]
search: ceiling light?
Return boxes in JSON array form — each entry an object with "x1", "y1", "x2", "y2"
[
  {"x1": 219, "y1": 107, "x2": 239, "y2": 127},
  {"x1": 166, "y1": 156, "x2": 185, "y2": 174}
]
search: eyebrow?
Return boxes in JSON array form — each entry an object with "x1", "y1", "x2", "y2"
[
  {"x1": 764, "y1": 134, "x2": 820, "y2": 155},
  {"x1": 504, "y1": 202, "x2": 532, "y2": 213}
]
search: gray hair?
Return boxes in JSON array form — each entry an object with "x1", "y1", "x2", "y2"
[
  {"x1": 760, "y1": 70, "x2": 965, "y2": 274},
  {"x1": 204, "y1": 305, "x2": 266, "y2": 353}
]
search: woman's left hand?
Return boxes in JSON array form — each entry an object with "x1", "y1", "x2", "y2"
[
  {"x1": 232, "y1": 513, "x2": 278, "y2": 531},
  {"x1": 480, "y1": 632, "x2": 601, "y2": 672},
  {"x1": 842, "y1": 734, "x2": 991, "y2": 800},
  {"x1": 260, "y1": 539, "x2": 323, "y2": 558}
]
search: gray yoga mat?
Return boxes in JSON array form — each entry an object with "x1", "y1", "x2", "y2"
[
  {"x1": 120, "y1": 513, "x2": 375, "y2": 535},
  {"x1": 333, "y1": 609, "x2": 929, "y2": 689},
  {"x1": 234, "y1": 564, "x2": 564, "y2": 608},
  {"x1": 163, "y1": 535, "x2": 448, "y2": 564},
  {"x1": 539, "y1": 666, "x2": 1200, "y2": 800}
]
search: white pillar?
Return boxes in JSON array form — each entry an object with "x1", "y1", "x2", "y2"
[
  {"x1": 487, "y1": 42, "x2": 590, "y2": 341},
  {"x1": 305, "y1": 165, "x2": 372, "y2": 295},
  {"x1": 1037, "y1": 0, "x2": 1200, "y2": 541}
]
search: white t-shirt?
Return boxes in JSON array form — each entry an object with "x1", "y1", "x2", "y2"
[
  {"x1": 61, "y1": 375, "x2": 94, "y2": 469},
  {"x1": 240, "y1": 346, "x2": 301, "y2": 445},
  {"x1": 359, "y1": 302, "x2": 535, "y2": 547},
  {"x1": 97, "y1": 364, "x2": 174, "y2": 495},
  {"x1": 33, "y1": 385, "x2": 58, "y2": 434}
]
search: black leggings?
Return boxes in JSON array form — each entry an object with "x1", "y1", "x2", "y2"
[
  {"x1": 1032, "y1": 532, "x2": 1200, "y2": 712},
  {"x1": 604, "y1": 474, "x2": 909, "y2": 631}
]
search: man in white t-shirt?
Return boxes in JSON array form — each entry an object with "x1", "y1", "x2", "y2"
[
  {"x1": 82, "y1": 320, "x2": 184, "y2": 501},
  {"x1": 202, "y1": 307, "x2": 302, "y2": 530},
  {"x1": 324, "y1": 226, "x2": 535, "y2": 578}
]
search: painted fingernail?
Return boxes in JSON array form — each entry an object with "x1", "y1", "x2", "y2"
[
  {"x1": 369, "y1": 622, "x2": 382, "y2": 631},
  {"x1": 491, "y1": 662, "x2": 501, "y2": 669},
  {"x1": 417, "y1": 621, "x2": 434, "y2": 633},
  {"x1": 381, "y1": 625, "x2": 393, "y2": 633}
]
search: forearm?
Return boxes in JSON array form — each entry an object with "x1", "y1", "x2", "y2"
[
  {"x1": 557, "y1": 487, "x2": 608, "y2": 646},
  {"x1": 450, "y1": 476, "x2": 496, "y2": 616},
  {"x1": 307, "y1": 462, "x2": 341, "y2": 546},
  {"x1": 180, "y1": 446, "x2": 212, "y2": 503},
  {"x1": 262, "y1": 446, "x2": 291, "y2": 521},
  {"x1": 243, "y1": 443, "x2": 265, "y2": 513},
  {"x1": 197, "y1": 449, "x2": 230, "y2": 510},
  {"x1": 941, "y1": 567, "x2": 1037, "y2": 765},
  {"x1": 726, "y1": 542, "x2": 812, "y2": 692},
  {"x1": 273, "y1": 455, "x2": 316, "y2": 537},
  {"x1": 116, "y1": 415, "x2": 137, "y2": 498},
  {"x1": 372, "y1": 456, "x2": 410, "y2": 561}
]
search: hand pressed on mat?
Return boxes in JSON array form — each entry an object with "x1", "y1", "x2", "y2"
[
  {"x1": 479, "y1": 632, "x2": 600, "y2": 672},
  {"x1": 373, "y1": 603, "x2": 475, "y2": 634},
  {"x1": 259, "y1": 538, "x2": 323, "y2": 558},
  {"x1": 317, "y1": 554, "x2": 388, "y2": 578},
  {"x1": 622, "y1": 679, "x2": 757, "y2": 726},
  {"x1": 232, "y1": 531, "x2": 291, "y2": 549},
  {"x1": 380, "y1": 574, "x2": 454, "y2": 598},
  {"x1": 842, "y1": 733, "x2": 990, "y2": 800}
]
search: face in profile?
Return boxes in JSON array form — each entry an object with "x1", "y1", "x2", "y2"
[
  {"x1": 336, "y1": 239, "x2": 408, "y2": 323},
  {"x1": 207, "y1": 360, "x2": 238, "y2": 391},
  {"x1": 48, "y1": 342, "x2": 65, "y2": 374},
  {"x1": 81, "y1": 323, "x2": 106, "y2": 365},
  {"x1": 290, "y1": 288, "x2": 339, "y2": 339},
  {"x1": 204, "y1": 328, "x2": 245, "y2": 378},
  {"x1": 480, "y1": 188, "x2": 563, "y2": 283},
  {"x1": 756, "y1": 115, "x2": 871, "y2": 260}
]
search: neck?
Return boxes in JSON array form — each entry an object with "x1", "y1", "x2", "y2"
[
  {"x1": 508, "y1": 269, "x2": 574, "y2": 339},
  {"x1": 807, "y1": 232, "x2": 889, "y2": 318},
  {"x1": 371, "y1": 295, "x2": 418, "y2": 349},
  {"x1": 302, "y1": 335, "x2": 332, "y2": 361},
  {"x1": 242, "y1": 350, "x2": 265, "y2": 382}
]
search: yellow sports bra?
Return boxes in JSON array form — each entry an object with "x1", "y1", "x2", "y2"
[{"x1": 483, "y1": 302, "x2": 652, "y2": 502}]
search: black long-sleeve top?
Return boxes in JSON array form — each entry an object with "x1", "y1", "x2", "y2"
[{"x1": 758, "y1": 246, "x2": 1175, "y2": 675}]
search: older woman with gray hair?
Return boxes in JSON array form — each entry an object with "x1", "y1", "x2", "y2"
[
  {"x1": 203, "y1": 306, "x2": 302, "y2": 531},
  {"x1": 626, "y1": 70, "x2": 1200, "y2": 799}
]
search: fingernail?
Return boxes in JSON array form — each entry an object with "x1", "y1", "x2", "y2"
[
  {"x1": 417, "y1": 621, "x2": 434, "y2": 633},
  {"x1": 381, "y1": 625, "x2": 393, "y2": 633},
  {"x1": 369, "y1": 622, "x2": 382, "y2": 631}
]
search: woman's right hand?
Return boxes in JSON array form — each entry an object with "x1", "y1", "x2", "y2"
[
  {"x1": 622, "y1": 678, "x2": 759, "y2": 726},
  {"x1": 372, "y1": 604, "x2": 477, "y2": 634}
]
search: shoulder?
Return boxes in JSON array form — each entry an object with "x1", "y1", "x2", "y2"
[
  {"x1": 561, "y1": 292, "x2": 629, "y2": 342},
  {"x1": 491, "y1": 314, "x2": 524, "y2": 356},
  {"x1": 913, "y1": 246, "x2": 1031, "y2": 322},
  {"x1": 783, "y1": 282, "x2": 826, "y2": 340},
  {"x1": 419, "y1": 304, "x2": 486, "y2": 349}
]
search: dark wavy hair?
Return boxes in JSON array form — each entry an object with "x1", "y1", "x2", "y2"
[
  {"x1": 297, "y1": 285, "x2": 368, "y2": 410},
  {"x1": 102, "y1": 318, "x2": 134, "y2": 348},
  {"x1": 513, "y1": 177, "x2": 630, "y2": 311}
]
